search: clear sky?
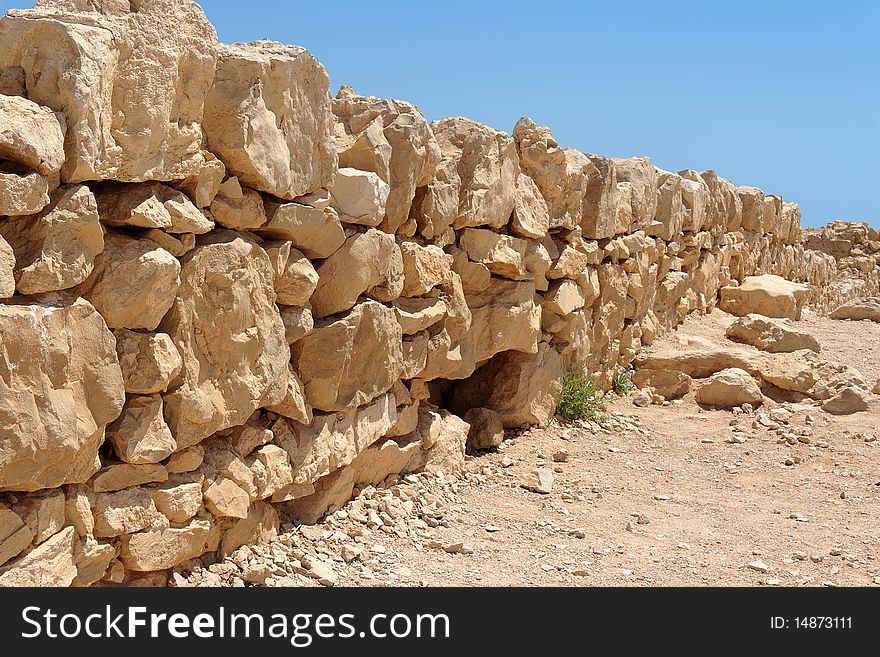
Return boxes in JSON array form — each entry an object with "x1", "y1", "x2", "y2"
[{"x1": 2, "y1": 0, "x2": 877, "y2": 227}]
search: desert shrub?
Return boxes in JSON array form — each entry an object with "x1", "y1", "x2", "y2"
[
  {"x1": 556, "y1": 368, "x2": 604, "y2": 421},
  {"x1": 611, "y1": 365, "x2": 635, "y2": 396}
]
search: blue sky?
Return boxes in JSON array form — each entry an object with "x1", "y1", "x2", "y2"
[{"x1": 2, "y1": 0, "x2": 877, "y2": 227}]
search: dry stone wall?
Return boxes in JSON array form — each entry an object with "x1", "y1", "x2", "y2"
[{"x1": 0, "y1": 0, "x2": 876, "y2": 586}]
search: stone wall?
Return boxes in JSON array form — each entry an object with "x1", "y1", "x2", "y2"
[{"x1": 0, "y1": 0, "x2": 875, "y2": 586}]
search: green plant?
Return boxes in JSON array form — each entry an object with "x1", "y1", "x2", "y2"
[
  {"x1": 611, "y1": 365, "x2": 635, "y2": 396},
  {"x1": 556, "y1": 368, "x2": 604, "y2": 421}
]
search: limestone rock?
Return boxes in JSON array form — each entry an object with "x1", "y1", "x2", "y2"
[
  {"x1": 15, "y1": 490, "x2": 65, "y2": 545},
  {"x1": 545, "y1": 279, "x2": 587, "y2": 316},
  {"x1": 428, "y1": 116, "x2": 518, "y2": 230},
  {"x1": 209, "y1": 177, "x2": 267, "y2": 230},
  {"x1": 310, "y1": 229, "x2": 403, "y2": 318},
  {"x1": 0, "y1": 503, "x2": 33, "y2": 567},
  {"x1": 263, "y1": 242, "x2": 318, "y2": 306},
  {"x1": 95, "y1": 182, "x2": 213, "y2": 233},
  {"x1": 71, "y1": 540, "x2": 116, "y2": 587},
  {"x1": 392, "y1": 297, "x2": 447, "y2": 334},
  {"x1": 258, "y1": 201, "x2": 345, "y2": 259},
  {"x1": 400, "y1": 242, "x2": 453, "y2": 296},
  {"x1": 695, "y1": 368, "x2": 764, "y2": 408},
  {"x1": 329, "y1": 167, "x2": 389, "y2": 225},
  {"x1": 418, "y1": 407, "x2": 469, "y2": 473},
  {"x1": 106, "y1": 395, "x2": 176, "y2": 465},
  {"x1": 114, "y1": 330, "x2": 183, "y2": 395},
  {"x1": 164, "y1": 445, "x2": 204, "y2": 475},
  {"x1": 92, "y1": 464, "x2": 167, "y2": 494},
  {"x1": 0, "y1": 165, "x2": 51, "y2": 216},
  {"x1": 614, "y1": 157, "x2": 658, "y2": 230},
  {"x1": 284, "y1": 466, "x2": 354, "y2": 525},
  {"x1": 79, "y1": 232, "x2": 180, "y2": 330},
  {"x1": 0, "y1": 525, "x2": 76, "y2": 586},
  {"x1": 0, "y1": 296, "x2": 124, "y2": 492},
  {"x1": 204, "y1": 41, "x2": 336, "y2": 199},
  {"x1": 350, "y1": 437, "x2": 423, "y2": 486},
  {"x1": 204, "y1": 477, "x2": 250, "y2": 519},
  {"x1": 280, "y1": 305, "x2": 314, "y2": 344},
  {"x1": 161, "y1": 232, "x2": 290, "y2": 449},
  {"x1": 632, "y1": 369, "x2": 691, "y2": 400},
  {"x1": 0, "y1": 0, "x2": 220, "y2": 182},
  {"x1": 719, "y1": 275, "x2": 811, "y2": 320},
  {"x1": 249, "y1": 444, "x2": 294, "y2": 500},
  {"x1": 0, "y1": 235, "x2": 14, "y2": 298},
  {"x1": 0, "y1": 93, "x2": 65, "y2": 176},
  {"x1": 149, "y1": 482, "x2": 202, "y2": 524},
  {"x1": 463, "y1": 407, "x2": 504, "y2": 450},
  {"x1": 219, "y1": 501, "x2": 278, "y2": 558},
  {"x1": 462, "y1": 280, "x2": 541, "y2": 366},
  {"x1": 453, "y1": 343, "x2": 562, "y2": 427},
  {"x1": 118, "y1": 519, "x2": 220, "y2": 572},
  {"x1": 264, "y1": 367, "x2": 313, "y2": 425},
  {"x1": 0, "y1": 184, "x2": 103, "y2": 294},
  {"x1": 726, "y1": 314, "x2": 820, "y2": 353},
  {"x1": 332, "y1": 86, "x2": 440, "y2": 233},
  {"x1": 821, "y1": 387, "x2": 876, "y2": 415},
  {"x1": 175, "y1": 152, "x2": 226, "y2": 208},
  {"x1": 520, "y1": 468, "x2": 554, "y2": 494},
  {"x1": 92, "y1": 488, "x2": 167, "y2": 538},
  {"x1": 829, "y1": 297, "x2": 880, "y2": 323},
  {"x1": 293, "y1": 301, "x2": 403, "y2": 411},
  {"x1": 511, "y1": 173, "x2": 550, "y2": 239},
  {"x1": 460, "y1": 228, "x2": 529, "y2": 280}
]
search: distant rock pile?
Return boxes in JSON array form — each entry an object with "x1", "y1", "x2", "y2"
[{"x1": 0, "y1": 0, "x2": 877, "y2": 586}]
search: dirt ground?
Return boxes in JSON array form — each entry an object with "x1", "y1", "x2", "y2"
[{"x1": 327, "y1": 309, "x2": 880, "y2": 587}]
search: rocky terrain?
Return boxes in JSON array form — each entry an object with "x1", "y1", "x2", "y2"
[{"x1": 0, "y1": 0, "x2": 878, "y2": 587}]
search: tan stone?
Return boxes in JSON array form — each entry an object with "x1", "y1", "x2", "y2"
[
  {"x1": 294, "y1": 301, "x2": 403, "y2": 411},
  {"x1": 149, "y1": 482, "x2": 203, "y2": 523},
  {"x1": 351, "y1": 436, "x2": 423, "y2": 486},
  {"x1": 392, "y1": 297, "x2": 447, "y2": 334},
  {"x1": 632, "y1": 369, "x2": 691, "y2": 400},
  {"x1": 698, "y1": 171, "x2": 743, "y2": 231},
  {"x1": 204, "y1": 477, "x2": 250, "y2": 519},
  {"x1": 204, "y1": 41, "x2": 336, "y2": 199},
  {"x1": 329, "y1": 167, "x2": 389, "y2": 225},
  {"x1": 219, "y1": 500, "x2": 278, "y2": 558},
  {"x1": 273, "y1": 393, "x2": 396, "y2": 497},
  {"x1": 0, "y1": 165, "x2": 51, "y2": 216},
  {"x1": 428, "y1": 116, "x2": 518, "y2": 230},
  {"x1": 164, "y1": 445, "x2": 204, "y2": 475},
  {"x1": 830, "y1": 297, "x2": 880, "y2": 323},
  {"x1": 418, "y1": 407, "x2": 469, "y2": 473},
  {"x1": 284, "y1": 466, "x2": 354, "y2": 524},
  {"x1": 249, "y1": 444, "x2": 294, "y2": 500},
  {"x1": 399, "y1": 242, "x2": 453, "y2": 295},
  {"x1": 679, "y1": 173, "x2": 710, "y2": 232},
  {"x1": 140, "y1": 229, "x2": 195, "y2": 258},
  {"x1": 545, "y1": 279, "x2": 587, "y2": 316},
  {"x1": 0, "y1": 235, "x2": 14, "y2": 298},
  {"x1": 511, "y1": 173, "x2": 550, "y2": 239},
  {"x1": 175, "y1": 152, "x2": 226, "y2": 208},
  {"x1": 547, "y1": 244, "x2": 591, "y2": 280},
  {"x1": 265, "y1": 367, "x2": 313, "y2": 425},
  {"x1": 451, "y1": 246, "x2": 492, "y2": 293},
  {"x1": 463, "y1": 407, "x2": 504, "y2": 450},
  {"x1": 650, "y1": 170, "x2": 684, "y2": 241},
  {"x1": 0, "y1": 184, "x2": 103, "y2": 294},
  {"x1": 0, "y1": 503, "x2": 33, "y2": 567},
  {"x1": 726, "y1": 314, "x2": 820, "y2": 353},
  {"x1": 95, "y1": 182, "x2": 213, "y2": 233},
  {"x1": 0, "y1": 93, "x2": 65, "y2": 176},
  {"x1": 452, "y1": 342, "x2": 562, "y2": 428},
  {"x1": 258, "y1": 201, "x2": 345, "y2": 259},
  {"x1": 92, "y1": 488, "x2": 167, "y2": 538},
  {"x1": 72, "y1": 539, "x2": 116, "y2": 587},
  {"x1": 280, "y1": 305, "x2": 314, "y2": 343},
  {"x1": 79, "y1": 232, "x2": 180, "y2": 330},
  {"x1": 462, "y1": 279, "x2": 541, "y2": 367},
  {"x1": 118, "y1": 519, "x2": 220, "y2": 572},
  {"x1": 821, "y1": 387, "x2": 877, "y2": 415},
  {"x1": 614, "y1": 157, "x2": 657, "y2": 230},
  {"x1": 0, "y1": 526, "x2": 76, "y2": 586},
  {"x1": 64, "y1": 486, "x2": 94, "y2": 537},
  {"x1": 0, "y1": 0, "x2": 219, "y2": 183},
  {"x1": 161, "y1": 232, "x2": 290, "y2": 449},
  {"x1": 209, "y1": 177, "x2": 267, "y2": 230},
  {"x1": 106, "y1": 394, "x2": 176, "y2": 465},
  {"x1": 719, "y1": 275, "x2": 810, "y2": 320},
  {"x1": 0, "y1": 296, "x2": 124, "y2": 492},
  {"x1": 15, "y1": 490, "x2": 65, "y2": 544},
  {"x1": 332, "y1": 86, "x2": 440, "y2": 233},
  {"x1": 695, "y1": 368, "x2": 764, "y2": 408},
  {"x1": 263, "y1": 242, "x2": 318, "y2": 306},
  {"x1": 114, "y1": 330, "x2": 183, "y2": 395},
  {"x1": 92, "y1": 464, "x2": 168, "y2": 494},
  {"x1": 459, "y1": 228, "x2": 529, "y2": 280}
]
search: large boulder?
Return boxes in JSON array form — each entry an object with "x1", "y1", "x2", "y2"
[
  {"x1": 719, "y1": 275, "x2": 810, "y2": 320},
  {"x1": 821, "y1": 387, "x2": 878, "y2": 415},
  {"x1": 0, "y1": 185, "x2": 103, "y2": 295},
  {"x1": 695, "y1": 368, "x2": 764, "y2": 408},
  {"x1": 332, "y1": 86, "x2": 440, "y2": 234},
  {"x1": 292, "y1": 301, "x2": 403, "y2": 412},
  {"x1": 78, "y1": 232, "x2": 181, "y2": 330},
  {"x1": 0, "y1": 0, "x2": 220, "y2": 182},
  {"x1": 160, "y1": 232, "x2": 290, "y2": 449},
  {"x1": 726, "y1": 314, "x2": 820, "y2": 353},
  {"x1": 829, "y1": 297, "x2": 880, "y2": 323},
  {"x1": 203, "y1": 40, "x2": 336, "y2": 200},
  {"x1": 0, "y1": 93, "x2": 65, "y2": 176},
  {"x1": 0, "y1": 296, "x2": 125, "y2": 491}
]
